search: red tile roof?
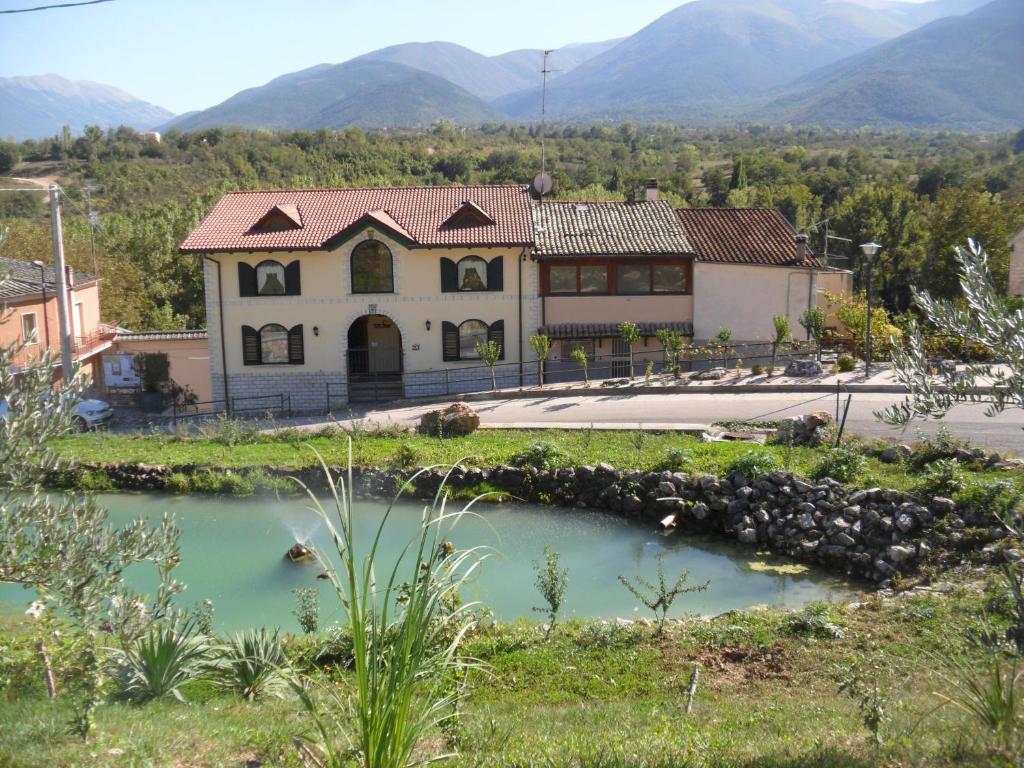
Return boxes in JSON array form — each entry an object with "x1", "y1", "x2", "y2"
[
  {"x1": 674, "y1": 208, "x2": 820, "y2": 268},
  {"x1": 534, "y1": 200, "x2": 693, "y2": 258},
  {"x1": 180, "y1": 185, "x2": 534, "y2": 253}
]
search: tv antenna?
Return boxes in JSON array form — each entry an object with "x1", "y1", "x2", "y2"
[
  {"x1": 534, "y1": 50, "x2": 559, "y2": 208},
  {"x1": 808, "y1": 217, "x2": 851, "y2": 265}
]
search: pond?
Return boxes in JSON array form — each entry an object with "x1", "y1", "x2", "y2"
[{"x1": 0, "y1": 494, "x2": 856, "y2": 633}]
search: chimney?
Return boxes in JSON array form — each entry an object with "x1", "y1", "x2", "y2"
[{"x1": 644, "y1": 179, "x2": 659, "y2": 202}]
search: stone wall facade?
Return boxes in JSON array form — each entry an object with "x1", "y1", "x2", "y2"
[{"x1": 225, "y1": 370, "x2": 346, "y2": 415}]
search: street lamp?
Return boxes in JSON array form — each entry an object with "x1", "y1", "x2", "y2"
[
  {"x1": 859, "y1": 242, "x2": 882, "y2": 376},
  {"x1": 31, "y1": 260, "x2": 51, "y2": 349}
]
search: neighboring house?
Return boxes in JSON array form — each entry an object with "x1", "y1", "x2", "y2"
[
  {"x1": 179, "y1": 185, "x2": 538, "y2": 411},
  {"x1": 103, "y1": 330, "x2": 212, "y2": 403},
  {"x1": 0, "y1": 255, "x2": 114, "y2": 384},
  {"x1": 533, "y1": 194, "x2": 694, "y2": 375},
  {"x1": 1009, "y1": 226, "x2": 1024, "y2": 298},
  {"x1": 181, "y1": 183, "x2": 853, "y2": 411},
  {"x1": 675, "y1": 207, "x2": 852, "y2": 340}
]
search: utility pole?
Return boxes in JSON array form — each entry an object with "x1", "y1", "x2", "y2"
[
  {"x1": 540, "y1": 50, "x2": 554, "y2": 177},
  {"x1": 49, "y1": 185, "x2": 74, "y2": 383}
]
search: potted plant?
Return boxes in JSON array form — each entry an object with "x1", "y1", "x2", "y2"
[{"x1": 134, "y1": 353, "x2": 170, "y2": 412}]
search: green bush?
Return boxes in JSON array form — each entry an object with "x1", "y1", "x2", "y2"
[
  {"x1": 656, "y1": 447, "x2": 692, "y2": 472},
  {"x1": 915, "y1": 458, "x2": 967, "y2": 498},
  {"x1": 111, "y1": 621, "x2": 210, "y2": 703},
  {"x1": 392, "y1": 442, "x2": 420, "y2": 469},
  {"x1": 783, "y1": 603, "x2": 845, "y2": 640},
  {"x1": 77, "y1": 469, "x2": 114, "y2": 491},
  {"x1": 725, "y1": 450, "x2": 782, "y2": 480},
  {"x1": 166, "y1": 472, "x2": 193, "y2": 494},
  {"x1": 811, "y1": 444, "x2": 867, "y2": 483},
  {"x1": 211, "y1": 628, "x2": 290, "y2": 701},
  {"x1": 510, "y1": 441, "x2": 564, "y2": 471},
  {"x1": 837, "y1": 354, "x2": 856, "y2": 373},
  {"x1": 751, "y1": 364, "x2": 766, "y2": 375},
  {"x1": 955, "y1": 480, "x2": 1020, "y2": 520}
]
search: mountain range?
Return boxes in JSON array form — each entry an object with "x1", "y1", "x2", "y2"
[
  {"x1": 2, "y1": 0, "x2": 1019, "y2": 139},
  {"x1": 0, "y1": 74, "x2": 173, "y2": 140}
]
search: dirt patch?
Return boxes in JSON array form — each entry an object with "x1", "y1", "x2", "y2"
[{"x1": 693, "y1": 644, "x2": 790, "y2": 687}]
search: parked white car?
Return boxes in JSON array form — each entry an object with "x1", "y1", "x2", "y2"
[{"x1": 0, "y1": 397, "x2": 113, "y2": 431}]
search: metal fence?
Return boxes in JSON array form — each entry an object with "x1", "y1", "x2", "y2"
[{"x1": 171, "y1": 393, "x2": 291, "y2": 424}]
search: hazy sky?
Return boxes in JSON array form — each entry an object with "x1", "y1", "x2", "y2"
[{"x1": 0, "y1": 0, "x2": 693, "y2": 114}]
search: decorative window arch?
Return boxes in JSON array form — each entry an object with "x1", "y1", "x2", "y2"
[
  {"x1": 238, "y1": 260, "x2": 301, "y2": 297},
  {"x1": 440, "y1": 255, "x2": 504, "y2": 293},
  {"x1": 441, "y1": 319, "x2": 505, "y2": 362},
  {"x1": 351, "y1": 240, "x2": 394, "y2": 294},
  {"x1": 242, "y1": 323, "x2": 304, "y2": 365}
]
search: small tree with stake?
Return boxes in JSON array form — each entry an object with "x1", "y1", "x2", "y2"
[
  {"x1": 619, "y1": 321, "x2": 640, "y2": 379},
  {"x1": 571, "y1": 346, "x2": 590, "y2": 387},
  {"x1": 529, "y1": 334, "x2": 551, "y2": 387},
  {"x1": 475, "y1": 339, "x2": 502, "y2": 391},
  {"x1": 656, "y1": 328, "x2": 687, "y2": 378},
  {"x1": 533, "y1": 546, "x2": 568, "y2": 640},
  {"x1": 800, "y1": 306, "x2": 827, "y2": 362},
  {"x1": 770, "y1": 314, "x2": 791, "y2": 373},
  {"x1": 619, "y1": 554, "x2": 709, "y2": 635}
]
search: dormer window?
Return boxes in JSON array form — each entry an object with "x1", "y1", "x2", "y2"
[
  {"x1": 249, "y1": 204, "x2": 303, "y2": 233},
  {"x1": 440, "y1": 201, "x2": 495, "y2": 230}
]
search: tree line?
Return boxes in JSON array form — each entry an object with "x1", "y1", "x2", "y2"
[{"x1": 0, "y1": 123, "x2": 1022, "y2": 331}]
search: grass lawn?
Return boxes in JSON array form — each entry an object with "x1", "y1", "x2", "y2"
[
  {"x1": 0, "y1": 586, "x2": 1015, "y2": 767},
  {"x1": 52, "y1": 427, "x2": 1022, "y2": 495}
]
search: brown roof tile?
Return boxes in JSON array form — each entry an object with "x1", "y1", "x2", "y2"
[
  {"x1": 180, "y1": 185, "x2": 534, "y2": 253},
  {"x1": 533, "y1": 200, "x2": 693, "y2": 258},
  {"x1": 674, "y1": 208, "x2": 820, "y2": 267}
]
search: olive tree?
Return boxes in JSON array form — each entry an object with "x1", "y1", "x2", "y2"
[
  {"x1": 475, "y1": 339, "x2": 502, "y2": 391},
  {"x1": 770, "y1": 314, "x2": 791, "y2": 372},
  {"x1": 619, "y1": 321, "x2": 640, "y2": 379},
  {"x1": 800, "y1": 306, "x2": 827, "y2": 361},
  {"x1": 0, "y1": 270, "x2": 183, "y2": 736},
  {"x1": 529, "y1": 334, "x2": 551, "y2": 387},
  {"x1": 878, "y1": 240, "x2": 1024, "y2": 427}
]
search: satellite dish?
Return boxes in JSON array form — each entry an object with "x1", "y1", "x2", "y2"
[{"x1": 533, "y1": 172, "x2": 553, "y2": 196}]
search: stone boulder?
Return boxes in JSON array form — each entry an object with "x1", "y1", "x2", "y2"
[
  {"x1": 693, "y1": 367, "x2": 727, "y2": 381},
  {"x1": 774, "y1": 411, "x2": 832, "y2": 447},
  {"x1": 418, "y1": 403, "x2": 480, "y2": 437},
  {"x1": 785, "y1": 359, "x2": 824, "y2": 377}
]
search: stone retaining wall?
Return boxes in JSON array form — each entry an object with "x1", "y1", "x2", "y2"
[{"x1": 64, "y1": 462, "x2": 1007, "y2": 587}]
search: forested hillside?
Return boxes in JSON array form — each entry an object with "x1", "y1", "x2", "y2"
[{"x1": 1, "y1": 123, "x2": 1021, "y2": 332}]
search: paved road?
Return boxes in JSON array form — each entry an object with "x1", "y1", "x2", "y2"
[{"x1": 349, "y1": 392, "x2": 1024, "y2": 453}]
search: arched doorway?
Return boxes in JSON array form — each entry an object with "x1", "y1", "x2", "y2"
[{"x1": 347, "y1": 315, "x2": 403, "y2": 402}]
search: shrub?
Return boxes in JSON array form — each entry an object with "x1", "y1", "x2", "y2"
[
  {"x1": 751, "y1": 364, "x2": 766, "y2": 376},
  {"x1": 656, "y1": 447, "x2": 691, "y2": 472},
  {"x1": 726, "y1": 450, "x2": 782, "y2": 480},
  {"x1": 837, "y1": 354, "x2": 856, "y2": 373},
  {"x1": 811, "y1": 444, "x2": 867, "y2": 483},
  {"x1": 533, "y1": 546, "x2": 568, "y2": 639},
  {"x1": 510, "y1": 441, "x2": 563, "y2": 470},
  {"x1": 111, "y1": 621, "x2": 209, "y2": 703},
  {"x1": 783, "y1": 603, "x2": 845, "y2": 640},
  {"x1": 293, "y1": 587, "x2": 321, "y2": 635},
  {"x1": 619, "y1": 553, "x2": 710, "y2": 635},
  {"x1": 916, "y1": 458, "x2": 967, "y2": 498},
  {"x1": 212, "y1": 628, "x2": 290, "y2": 701},
  {"x1": 166, "y1": 472, "x2": 193, "y2": 494},
  {"x1": 77, "y1": 469, "x2": 114, "y2": 491},
  {"x1": 392, "y1": 442, "x2": 420, "y2": 469},
  {"x1": 955, "y1": 480, "x2": 1020, "y2": 520}
]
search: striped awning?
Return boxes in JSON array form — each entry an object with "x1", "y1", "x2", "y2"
[{"x1": 539, "y1": 321, "x2": 694, "y2": 340}]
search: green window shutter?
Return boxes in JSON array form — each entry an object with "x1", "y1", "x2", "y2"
[
  {"x1": 242, "y1": 325, "x2": 260, "y2": 365},
  {"x1": 288, "y1": 324, "x2": 304, "y2": 365},
  {"x1": 442, "y1": 321, "x2": 459, "y2": 361},
  {"x1": 440, "y1": 258, "x2": 458, "y2": 293},
  {"x1": 488, "y1": 319, "x2": 505, "y2": 361},
  {"x1": 238, "y1": 263, "x2": 257, "y2": 297},
  {"x1": 487, "y1": 256, "x2": 504, "y2": 292},
  {"x1": 284, "y1": 260, "x2": 302, "y2": 296}
]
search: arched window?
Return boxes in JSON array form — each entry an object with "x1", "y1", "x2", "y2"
[
  {"x1": 458, "y1": 319, "x2": 489, "y2": 360},
  {"x1": 260, "y1": 324, "x2": 289, "y2": 364},
  {"x1": 351, "y1": 240, "x2": 394, "y2": 294},
  {"x1": 256, "y1": 260, "x2": 286, "y2": 295},
  {"x1": 440, "y1": 255, "x2": 503, "y2": 293}
]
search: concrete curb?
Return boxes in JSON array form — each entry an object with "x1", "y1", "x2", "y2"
[{"x1": 383, "y1": 382, "x2": 1003, "y2": 410}]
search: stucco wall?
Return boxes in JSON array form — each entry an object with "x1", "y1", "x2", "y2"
[
  {"x1": 1009, "y1": 229, "x2": 1024, "y2": 297},
  {"x1": 544, "y1": 295, "x2": 693, "y2": 326},
  {"x1": 693, "y1": 263, "x2": 852, "y2": 342},
  {"x1": 1, "y1": 282, "x2": 101, "y2": 370},
  {"x1": 205, "y1": 231, "x2": 540, "y2": 409},
  {"x1": 113, "y1": 337, "x2": 213, "y2": 403}
]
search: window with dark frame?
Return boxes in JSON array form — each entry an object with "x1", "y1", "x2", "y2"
[
  {"x1": 238, "y1": 260, "x2": 301, "y2": 297},
  {"x1": 256, "y1": 261, "x2": 286, "y2": 295},
  {"x1": 440, "y1": 255, "x2": 504, "y2": 293},
  {"x1": 544, "y1": 261, "x2": 689, "y2": 296},
  {"x1": 351, "y1": 240, "x2": 394, "y2": 294},
  {"x1": 560, "y1": 339, "x2": 595, "y2": 360},
  {"x1": 441, "y1": 319, "x2": 506, "y2": 362},
  {"x1": 242, "y1": 324, "x2": 305, "y2": 366}
]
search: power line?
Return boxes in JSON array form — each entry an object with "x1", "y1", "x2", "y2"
[{"x1": 0, "y1": 0, "x2": 114, "y2": 13}]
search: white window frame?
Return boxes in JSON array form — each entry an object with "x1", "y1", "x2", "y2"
[{"x1": 21, "y1": 312, "x2": 38, "y2": 345}]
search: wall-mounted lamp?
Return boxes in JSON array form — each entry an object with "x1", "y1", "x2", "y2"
[
  {"x1": 424, "y1": 320, "x2": 432, "y2": 332},
  {"x1": 313, "y1": 326, "x2": 320, "y2": 337}
]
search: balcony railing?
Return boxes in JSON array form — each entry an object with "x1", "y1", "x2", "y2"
[{"x1": 73, "y1": 324, "x2": 117, "y2": 358}]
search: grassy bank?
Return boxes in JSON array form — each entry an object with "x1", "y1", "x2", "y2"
[
  {"x1": 53, "y1": 426, "x2": 1023, "y2": 496},
  {"x1": 0, "y1": 583, "x2": 1016, "y2": 767}
]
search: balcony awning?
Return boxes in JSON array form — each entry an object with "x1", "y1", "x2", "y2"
[{"x1": 539, "y1": 321, "x2": 693, "y2": 340}]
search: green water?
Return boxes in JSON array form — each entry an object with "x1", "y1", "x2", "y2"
[{"x1": 0, "y1": 494, "x2": 855, "y2": 632}]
